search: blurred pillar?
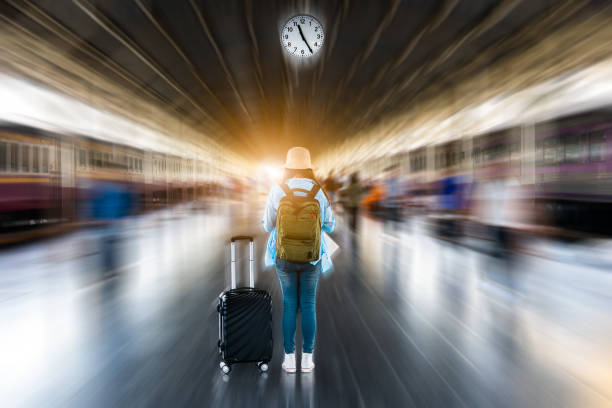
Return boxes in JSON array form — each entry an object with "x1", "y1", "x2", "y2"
[
  {"x1": 426, "y1": 144, "x2": 435, "y2": 181},
  {"x1": 59, "y1": 139, "x2": 75, "y2": 221},
  {"x1": 521, "y1": 123, "x2": 535, "y2": 185},
  {"x1": 462, "y1": 136, "x2": 473, "y2": 176}
]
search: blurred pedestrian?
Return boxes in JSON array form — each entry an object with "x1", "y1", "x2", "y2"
[
  {"x1": 323, "y1": 171, "x2": 340, "y2": 204},
  {"x1": 473, "y1": 172, "x2": 523, "y2": 258},
  {"x1": 91, "y1": 178, "x2": 133, "y2": 277},
  {"x1": 262, "y1": 147, "x2": 335, "y2": 373},
  {"x1": 437, "y1": 172, "x2": 468, "y2": 239},
  {"x1": 383, "y1": 165, "x2": 402, "y2": 223},
  {"x1": 343, "y1": 172, "x2": 363, "y2": 232}
]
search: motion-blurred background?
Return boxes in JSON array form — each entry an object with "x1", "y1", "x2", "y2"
[{"x1": 1, "y1": 1, "x2": 612, "y2": 407}]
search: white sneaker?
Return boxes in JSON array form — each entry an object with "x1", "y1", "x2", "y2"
[
  {"x1": 282, "y1": 353, "x2": 297, "y2": 373},
  {"x1": 301, "y1": 353, "x2": 315, "y2": 372}
]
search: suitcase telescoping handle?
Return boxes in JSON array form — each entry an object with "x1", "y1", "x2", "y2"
[{"x1": 230, "y1": 236, "x2": 254, "y2": 289}]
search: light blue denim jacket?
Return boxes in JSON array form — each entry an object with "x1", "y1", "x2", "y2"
[{"x1": 262, "y1": 178, "x2": 335, "y2": 273}]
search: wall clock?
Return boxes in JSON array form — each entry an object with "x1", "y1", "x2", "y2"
[{"x1": 280, "y1": 15, "x2": 324, "y2": 58}]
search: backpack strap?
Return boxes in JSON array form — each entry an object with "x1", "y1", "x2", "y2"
[
  {"x1": 280, "y1": 181, "x2": 320, "y2": 200},
  {"x1": 279, "y1": 183, "x2": 302, "y2": 204},
  {"x1": 309, "y1": 184, "x2": 321, "y2": 199},
  {"x1": 279, "y1": 183, "x2": 292, "y2": 198}
]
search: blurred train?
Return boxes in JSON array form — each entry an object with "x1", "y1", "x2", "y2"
[
  {"x1": 0, "y1": 122, "x2": 236, "y2": 234},
  {"x1": 352, "y1": 109, "x2": 612, "y2": 236}
]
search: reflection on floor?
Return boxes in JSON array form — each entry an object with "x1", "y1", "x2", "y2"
[{"x1": 1, "y1": 203, "x2": 611, "y2": 407}]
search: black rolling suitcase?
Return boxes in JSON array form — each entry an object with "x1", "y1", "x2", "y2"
[{"x1": 217, "y1": 236, "x2": 272, "y2": 374}]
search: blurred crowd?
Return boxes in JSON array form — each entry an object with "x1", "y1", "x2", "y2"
[{"x1": 324, "y1": 165, "x2": 567, "y2": 259}]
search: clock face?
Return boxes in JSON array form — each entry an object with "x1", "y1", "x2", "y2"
[{"x1": 281, "y1": 15, "x2": 324, "y2": 58}]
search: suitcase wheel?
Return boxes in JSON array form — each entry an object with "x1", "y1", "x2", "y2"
[
  {"x1": 257, "y1": 362, "x2": 269, "y2": 372},
  {"x1": 220, "y1": 361, "x2": 231, "y2": 374}
]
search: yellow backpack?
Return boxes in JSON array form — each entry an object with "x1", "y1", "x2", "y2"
[{"x1": 276, "y1": 183, "x2": 321, "y2": 263}]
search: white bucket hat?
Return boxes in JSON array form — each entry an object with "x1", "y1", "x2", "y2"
[{"x1": 284, "y1": 147, "x2": 312, "y2": 169}]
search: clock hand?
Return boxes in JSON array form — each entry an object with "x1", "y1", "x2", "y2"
[{"x1": 297, "y1": 24, "x2": 313, "y2": 54}]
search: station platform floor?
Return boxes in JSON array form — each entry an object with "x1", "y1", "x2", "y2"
[{"x1": 1, "y1": 202, "x2": 611, "y2": 407}]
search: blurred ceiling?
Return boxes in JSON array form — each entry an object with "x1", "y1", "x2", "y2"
[{"x1": 0, "y1": 0, "x2": 607, "y2": 163}]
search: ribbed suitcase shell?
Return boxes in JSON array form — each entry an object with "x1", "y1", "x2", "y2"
[{"x1": 218, "y1": 287, "x2": 273, "y2": 363}]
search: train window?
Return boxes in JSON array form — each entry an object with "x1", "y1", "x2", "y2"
[
  {"x1": 22, "y1": 145, "x2": 30, "y2": 172},
  {"x1": 0, "y1": 142, "x2": 6, "y2": 171},
  {"x1": 79, "y1": 149, "x2": 86, "y2": 168},
  {"x1": 128, "y1": 156, "x2": 133, "y2": 171},
  {"x1": 483, "y1": 146, "x2": 491, "y2": 162},
  {"x1": 42, "y1": 147, "x2": 49, "y2": 172},
  {"x1": 33, "y1": 146, "x2": 39, "y2": 172},
  {"x1": 543, "y1": 138, "x2": 561, "y2": 164},
  {"x1": 535, "y1": 140, "x2": 544, "y2": 163},
  {"x1": 10, "y1": 143, "x2": 18, "y2": 171},
  {"x1": 88, "y1": 151, "x2": 94, "y2": 167},
  {"x1": 487, "y1": 145, "x2": 501, "y2": 162},
  {"x1": 104, "y1": 153, "x2": 110, "y2": 168},
  {"x1": 564, "y1": 134, "x2": 581, "y2": 162},
  {"x1": 481, "y1": 147, "x2": 489, "y2": 162},
  {"x1": 510, "y1": 141, "x2": 521, "y2": 161},
  {"x1": 589, "y1": 131, "x2": 605, "y2": 162},
  {"x1": 138, "y1": 158, "x2": 142, "y2": 172},
  {"x1": 95, "y1": 151, "x2": 102, "y2": 168}
]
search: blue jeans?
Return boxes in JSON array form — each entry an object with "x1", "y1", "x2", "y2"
[{"x1": 275, "y1": 259, "x2": 321, "y2": 354}]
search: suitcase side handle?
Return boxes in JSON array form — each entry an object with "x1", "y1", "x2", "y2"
[{"x1": 230, "y1": 238, "x2": 255, "y2": 289}]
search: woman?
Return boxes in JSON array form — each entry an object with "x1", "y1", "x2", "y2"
[{"x1": 262, "y1": 147, "x2": 335, "y2": 373}]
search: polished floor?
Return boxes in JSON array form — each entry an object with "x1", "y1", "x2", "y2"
[{"x1": 1, "y1": 202, "x2": 611, "y2": 407}]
